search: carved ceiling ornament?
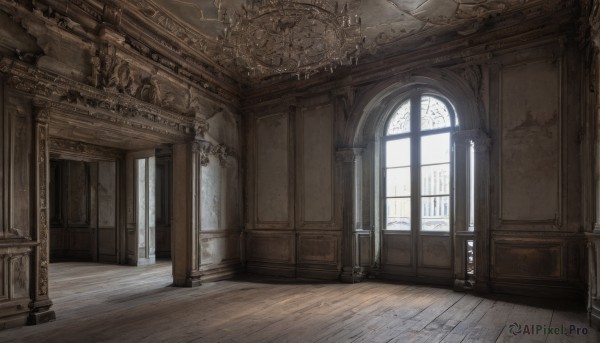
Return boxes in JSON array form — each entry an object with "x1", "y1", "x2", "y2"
[{"x1": 221, "y1": 0, "x2": 364, "y2": 79}]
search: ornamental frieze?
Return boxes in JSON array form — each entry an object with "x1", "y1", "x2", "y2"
[{"x1": 1, "y1": 57, "x2": 201, "y2": 140}]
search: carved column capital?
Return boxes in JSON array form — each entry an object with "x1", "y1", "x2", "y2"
[
  {"x1": 453, "y1": 129, "x2": 491, "y2": 152},
  {"x1": 192, "y1": 140, "x2": 212, "y2": 166},
  {"x1": 34, "y1": 106, "x2": 51, "y2": 123},
  {"x1": 192, "y1": 139, "x2": 234, "y2": 167},
  {"x1": 335, "y1": 148, "x2": 364, "y2": 163}
]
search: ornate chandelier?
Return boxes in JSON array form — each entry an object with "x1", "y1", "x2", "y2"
[{"x1": 222, "y1": 0, "x2": 364, "y2": 79}]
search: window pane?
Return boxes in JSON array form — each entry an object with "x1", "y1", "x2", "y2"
[
  {"x1": 421, "y1": 95, "x2": 451, "y2": 131},
  {"x1": 386, "y1": 138, "x2": 410, "y2": 168},
  {"x1": 386, "y1": 100, "x2": 410, "y2": 135},
  {"x1": 421, "y1": 133, "x2": 450, "y2": 165},
  {"x1": 386, "y1": 198, "x2": 410, "y2": 230},
  {"x1": 421, "y1": 164, "x2": 450, "y2": 196},
  {"x1": 421, "y1": 196, "x2": 450, "y2": 231},
  {"x1": 386, "y1": 167, "x2": 410, "y2": 197}
]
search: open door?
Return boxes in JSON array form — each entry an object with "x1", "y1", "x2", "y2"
[{"x1": 126, "y1": 151, "x2": 156, "y2": 265}]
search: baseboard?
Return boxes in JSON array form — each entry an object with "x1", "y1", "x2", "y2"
[
  {"x1": 246, "y1": 262, "x2": 296, "y2": 278},
  {"x1": 296, "y1": 266, "x2": 340, "y2": 280},
  {"x1": 0, "y1": 299, "x2": 32, "y2": 331},
  {"x1": 0, "y1": 313, "x2": 28, "y2": 331},
  {"x1": 490, "y1": 281, "x2": 583, "y2": 301},
  {"x1": 377, "y1": 273, "x2": 454, "y2": 287},
  {"x1": 198, "y1": 263, "x2": 242, "y2": 283}
]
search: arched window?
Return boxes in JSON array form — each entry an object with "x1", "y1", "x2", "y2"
[{"x1": 383, "y1": 94, "x2": 457, "y2": 233}]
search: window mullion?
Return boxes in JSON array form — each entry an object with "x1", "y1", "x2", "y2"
[{"x1": 410, "y1": 94, "x2": 420, "y2": 235}]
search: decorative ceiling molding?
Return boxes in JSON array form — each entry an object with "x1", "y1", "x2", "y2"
[
  {"x1": 136, "y1": 0, "x2": 568, "y2": 81},
  {"x1": 0, "y1": 0, "x2": 580, "y2": 85}
]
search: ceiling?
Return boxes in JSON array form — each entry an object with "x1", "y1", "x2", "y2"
[{"x1": 145, "y1": 0, "x2": 551, "y2": 79}]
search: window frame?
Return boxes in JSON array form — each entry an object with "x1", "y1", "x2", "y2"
[{"x1": 382, "y1": 91, "x2": 458, "y2": 234}]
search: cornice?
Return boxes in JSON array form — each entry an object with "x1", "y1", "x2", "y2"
[
  {"x1": 1, "y1": 57, "x2": 196, "y2": 141},
  {"x1": 5, "y1": 0, "x2": 241, "y2": 106}
]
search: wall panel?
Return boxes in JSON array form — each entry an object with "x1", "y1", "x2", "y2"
[
  {"x1": 499, "y1": 59, "x2": 560, "y2": 224},
  {"x1": 492, "y1": 240, "x2": 563, "y2": 280},
  {"x1": 199, "y1": 234, "x2": 240, "y2": 268},
  {"x1": 8, "y1": 96, "x2": 32, "y2": 238},
  {"x1": 255, "y1": 113, "x2": 291, "y2": 226},
  {"x1": 419, "y1": 236, "x2": 452, "y2": 269},
  {"x1": 297, "y1": 233, "x2": 339, "y2": 265},
  {"x1": 298, "y1": 105, "x2": 334, "y2": 226},
  {"x1": 246, "y1": 232, "x2": 295, "y2": 264},
  {"x1": 382, "y1": 233, "x2": 412, "y2": 267}
]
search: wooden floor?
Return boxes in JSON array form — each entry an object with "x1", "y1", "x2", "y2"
[{"x1": 0, "y1": 262, "x2": 597, "y2": 343}]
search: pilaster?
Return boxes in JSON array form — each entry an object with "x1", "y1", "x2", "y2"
[
  {"x1": 28, "y1": 105, "x2": 55, "y2": 325},
  {"x1": 336, "y1": 147, "x2": 364, "y2": 283},
  {"x1": 471, "y1": 130, "x2": 492, "y2": 293},
  {"x1": 172, "y1": 141, "x2": 200, "y2": 286}
]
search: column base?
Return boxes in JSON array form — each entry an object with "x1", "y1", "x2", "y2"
[
  {"x1": 590, "y1": 302, "x2": 600, "y2": 330},
  {"x1": 339, "y1": 266, "x2": 365, "y2": 283},
  {"x1": 27, "y1": 300, "x2": 56, "y2": 325}
]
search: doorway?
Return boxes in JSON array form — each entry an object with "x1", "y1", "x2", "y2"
[{"x1": 49, "y1": 146, "x2": 173, "y2": 266}]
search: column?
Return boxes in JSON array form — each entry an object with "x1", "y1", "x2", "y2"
[
  {"x1": 471, "y1": 131, "x2": 491, "y2": 293},
  {"x1": 336, "y1": 148, "x2": 363, "y2": 283}
]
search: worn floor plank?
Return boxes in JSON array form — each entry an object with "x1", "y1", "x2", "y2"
[{"x1": 0, "y1": 262, "x2": 597, "y2": 343}]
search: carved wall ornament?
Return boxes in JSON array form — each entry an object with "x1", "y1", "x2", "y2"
[
  {"x1": 6, "y1": 75, "x2": 54, "y2": 97},
  {"x1": 2, "y1": 56, "x2": 196, "y2": 141},
  {"x1": 136, "y1": 77, "x2": 162, "y2": 105},
  {"x1": 35, "y1": 114, "x2": 50, "y2": 297},
  {"x1": 104, "y1": 58, "x2": 135, "y2": 94},
  {"x1": 211, "y1": 144, "x2": 231, "y2": 165},
  {"x1": 102, "y1": 3, "x2": 123, "y2": 27},
  {"x1": 130, "y1": 0, "x2": 210, "y2": 53},
  {"x1": 194, "y1": 119, "x2": 210, "y2": 138},
  {"x1": 193, "y1": 140, "x2": 213, "y2": 166},
  {"x1": 192, "y1": 140, "x2": 235, "y2": 167}
]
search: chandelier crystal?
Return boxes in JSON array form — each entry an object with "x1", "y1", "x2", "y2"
[{"x1": 221, "y1": 0, "x2": 364, "y2": 79}]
